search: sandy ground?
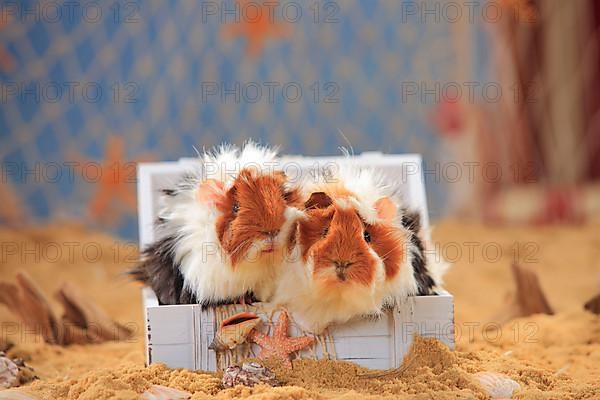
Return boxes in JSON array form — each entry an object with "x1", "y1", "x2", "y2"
[{"x1": 0, "y1": 221, "x2": 599, "y2": 399}]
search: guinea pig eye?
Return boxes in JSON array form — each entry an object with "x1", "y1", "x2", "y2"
[
  {"x1": 322, "y1": 226, "x2": 329, "y2": 237},
  {"x1": 232, "y1": 202, "x2": 240, "y2": 214},
  {"x1": 363, "y1": 230, "x2": 371, "y2": 243}
]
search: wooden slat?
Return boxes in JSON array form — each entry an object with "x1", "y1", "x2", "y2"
[
  {"x1": 412, "y1": 295, "x2": 455, "y2": 349},
  {"x1": 198, "y1": 307, "x2": 217, "y2": 371},
  {"x1": 394, "y1": 297, "x2": 415, "y2": 367},
  {"x1": 333, "y1": 336, "x2": 393, "y2": 359},
  {"x1": 330, "y1": 313, "x2": 392, "y2": 337},
  {"x1": 192, "y1": 305, "x2": 200, "y2": 370},
  {"x1": 146, "y1": 295, "x2": 455, "y2": 371}
]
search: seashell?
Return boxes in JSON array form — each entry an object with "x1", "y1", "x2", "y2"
[
  {"x1": 209, "y1": 312, "x2": 261, "y2": 351},
  {"x1": 474, "y1": 372, "x2": 521, "y2": 399},
  {"x1": 0, "y1": 355, "x2": 19, "y2": 389},
  {"x1": 222, "y1": 362, "x2": 278, "y2": 388},
  {"x1": 141, "y1": 385, "x2": 191, "y2": 400},
  {"x1": 0, "y1": 389, "x2": 40, "y2": 400}
]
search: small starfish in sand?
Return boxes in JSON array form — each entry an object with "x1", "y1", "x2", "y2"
[{"x1": 247, "y1": 310, "x2": 314, "y2": 368}]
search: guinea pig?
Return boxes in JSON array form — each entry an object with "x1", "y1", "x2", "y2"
[
  {"x1": 272, "y1": 165, "x2": 447, "y2": 333},
  {"x1": 130, "y1": 141, "x2": 303, "y2": 306},
  {"x1": 271, "y1": 167, "x2": 396, "y2": 333}
]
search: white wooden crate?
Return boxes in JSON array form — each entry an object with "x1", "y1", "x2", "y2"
[
  {"x1": 138, "y1": 153, "x2": 454, "y2": 371},
  {"x1": 143, "y1": 288, "x2": 454, "y2": 371}
]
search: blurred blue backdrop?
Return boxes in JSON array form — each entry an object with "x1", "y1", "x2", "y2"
[{"x1": 0, "y1": 0, "x2": 490, "y2": 238}]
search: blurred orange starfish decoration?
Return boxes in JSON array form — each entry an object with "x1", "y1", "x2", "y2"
[
  {"x1": 0, "y1": 11, "x2": 16, "y2": 71},
  {"x1": 73, "y1": 135, "x2": 153, "y2": 224},
  {"x1": 222, "y1": 0, "x2": 292, "y2": 57},
  {"x1": 247, "y1": 310, "x2": 314, "y2": 369},
  {"x1": 0, "y1": 180, "x2": 27, "y2": 225}
]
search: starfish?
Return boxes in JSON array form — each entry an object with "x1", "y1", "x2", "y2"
[
  {"x1": 86, "y1": 135, "x2": 138, "y2": 221},
  {"x1": 0, "y1": 11, "x2": 16, "y2": 72},
  {"x1": 222, "y1": 0, "x2": 292, "y2": 57},
  {"x1": 69, "y1": 135, "x2": 154, "y2": 225},
  {"x1": 247, "y1": 310, "x2": 314, "y2": 368},
  {"x1": 0, "y1": 180, "x2": 26, "y2": 225}
]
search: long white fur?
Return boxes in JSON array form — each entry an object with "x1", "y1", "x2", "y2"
[
  {"x1": 272, "y1": 165, "x2": 404, "y2": 332},
  {"x1": 273, "y1": 162, "x2": 450, "y2": 332},
  {"x1": 334, "y1": 164, "x2": 450, "y2": 302},
  {"x1": 324, "y1": 165, "x2": 422, "y2": 300},
  {"x1": 273, "y1": 243, "x2": 387, "y2": 334},
  {"x1": 156, "y1": 141, "x2": 301, "y2": 303}
]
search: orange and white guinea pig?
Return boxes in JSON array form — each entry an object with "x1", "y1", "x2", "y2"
[
  {"x1": 272, "y1": 166, "x2": 447, "y2": 333},
  {"x1": 131, "y1": 141, "x2": 303, "y2": 306}
]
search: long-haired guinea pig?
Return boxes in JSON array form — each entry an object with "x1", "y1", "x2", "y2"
[
  {"x1": 272, "y1": 166, "x2": 447, "y2": 333},
  {"x1": 130, "y1": 141, "x2": 303, "y2": 306}
]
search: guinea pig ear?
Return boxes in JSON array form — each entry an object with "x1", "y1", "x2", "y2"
[
  {"x1": 374, "y1": 197, "x2": 397, "y2": 222},
  {"x1": 274, "y1": 170, "x2": 287, "y2": 179},
  {"x1": 304, "y1": 192, "x2": 333, "y2": 210},
  {"x1": 195, "y1": 179, "x2": 225, "y2": 204}
]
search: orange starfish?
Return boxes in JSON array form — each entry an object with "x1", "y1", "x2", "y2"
[
  {"x1": 0, "y1": 11, "x2": 16, "y2": 72},
  {"x1": 70, "y1": 135, "x2": 154, "y2": 225},
  {"x1": 0, "y1": 180, "x2": 26, "y2": 225},
  {"x1": 247, "y1": 310, "x2": 314, "y2": 368},
  {"x1": 221, "y1": 0, "x2": 292, "y2": 57}
]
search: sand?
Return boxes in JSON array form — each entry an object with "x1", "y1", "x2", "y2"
[{"x1": 0, "y1": 221, "x2": 599, "y2": 399}]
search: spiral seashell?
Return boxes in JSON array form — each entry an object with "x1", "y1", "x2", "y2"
[
  {"x1": 222, "y1": 362, "x2": 278, "y2": 388},
  {"x1": 474, "y1": 371, "x2": 521, "y2": 399},
  {"x1": 208, "y1": 312, "x2": 261, "y2": 351},
  {"x1": 0, "y1": 355, "x2": 19, "y2": 389}
]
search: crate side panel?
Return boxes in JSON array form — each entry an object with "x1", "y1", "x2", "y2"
[
  {"x1": 188, "y1": 296, "x2": 454, "y2": 372},
  {"x1": 142, "y1": 289, "x2": 158, "y2": 367},
  {"x1": 147, "y1": 305, "x2": 196, "y2": 345},
  {"x1": 151, "y1": 344, "x2": 195, "y2": 370},
  {"x1": 412, "y1": 295, "x2": 455, "y2": 349},
  {"x1": 330, "y1": 313, "x2": 392, "y2": 337},
  {"x1": 393, "y1": 295, "x2": 455, "y2": 367},
  {"x1": 333, "y1": 336, "x2": 393, "y2": 359},
  {"x1": 412, "y1": 295, "x2": 454, "y2": 319}
]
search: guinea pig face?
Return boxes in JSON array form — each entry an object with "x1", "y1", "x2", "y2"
[
  {"x1": 299, "y1": 192, "x2": 407, "y2": 288},
  {"x1": 200, "y1": 168, "x2": 301, "y2": 266}
]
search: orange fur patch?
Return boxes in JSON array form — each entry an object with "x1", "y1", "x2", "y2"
[
  {"x1": 299, "y1": 192, "x2": 407, "y2": 283},
  {"x1": 311, "y1": 182, "x2": 354, "y2": 199},
  {"x1": 215, "y1": 168, "x2": 300, "y2": 266},
  {"x1": 368, "y1": 222, "x2": 406, "y2": 280},
  {"x1": 299, "y1": 205, "x2": 376, "y2": 287}
]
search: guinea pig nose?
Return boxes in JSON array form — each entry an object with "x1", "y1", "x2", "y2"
[{"x1": 262, "y1": 229, "x2": 280, "y2": 238}]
